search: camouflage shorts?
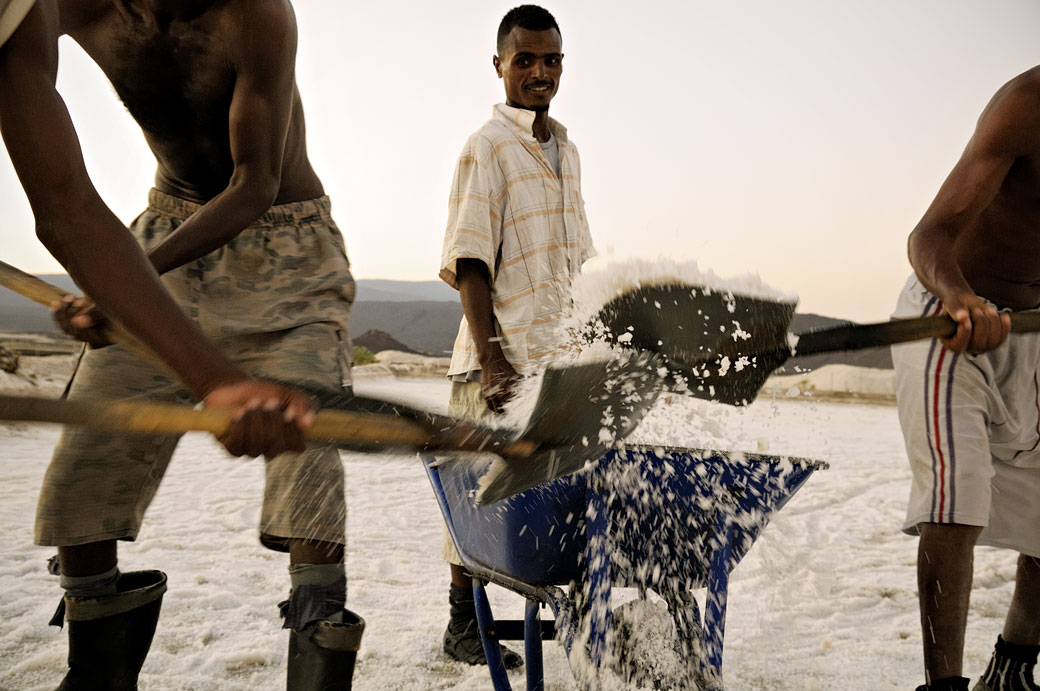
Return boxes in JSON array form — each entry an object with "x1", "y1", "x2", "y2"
[{"x1": 35, "y1": 189, "x2": 356, "y2": 551}]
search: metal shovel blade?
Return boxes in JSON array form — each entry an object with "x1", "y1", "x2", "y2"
[
  {"x1": 476, "y1": 352, "x2": 663, "y2": 504},
  {"x1": 592, "y1": 284, "x2": 798, "y2": 406}
]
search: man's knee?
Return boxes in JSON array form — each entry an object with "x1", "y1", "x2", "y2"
[
  {"x1": 918, "y1": 522, "x2": 984, "y2": 549},
  {"x1": 288, "y1": 539, "x2": 344, "y2": 565}
]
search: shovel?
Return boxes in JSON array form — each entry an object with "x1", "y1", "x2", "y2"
[
  {"x1": 593, "y1": 282, "x2": 1040, "y2": 406},
  {"x1": 0, "y1": 262, "x2": 664, "y2": 501},
  {"x1": 0, "y1": 259, "x2": 154, "y2": 362}
]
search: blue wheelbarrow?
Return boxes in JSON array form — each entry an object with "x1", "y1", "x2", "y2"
[{"x1": 424, "y1": 446, "x2": 825, "y2": 690}]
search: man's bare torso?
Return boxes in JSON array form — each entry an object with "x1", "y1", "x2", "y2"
[
  {"x1": 950, "y1": 68, "x2": 1040, "y2": 310},
  {"x1": 58, "y1": 0, "x2": 322, "y2": 205}
]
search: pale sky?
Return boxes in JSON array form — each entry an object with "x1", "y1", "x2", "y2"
[{"x1": 2, "y1": 0, "x2": 1039, "y2": 321}]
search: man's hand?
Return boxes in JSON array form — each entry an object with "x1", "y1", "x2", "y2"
[
  {"x1": 942, "y1": 293, "x2": 1011, "y2": 354},
  {"x1": 203, "y1": 379, "x2": 317, "y2": 459},
  {"x1": 481, "y1": 355, "x2": 521, "y2": 414},
  {"x1": 51, "y1": 295, "x2": 112, "y2": 348}
]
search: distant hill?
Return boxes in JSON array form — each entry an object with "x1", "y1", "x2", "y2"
[
  {"x1": 0, "y1": 273, "x2": 892, "y2": 369},
  {"x1": 353, "y1": 329, "x2": 419, "y2": 354},
  {"x1": 354, "y1": 279, "x2": 457, "y2": 303},
  {"x1": 0, "y1": 275, "x2": 460, "y2": 336},
  {"x1": 0, "y1": 274, "x2": 79, "y2": 334},
  {"x1": 349, "y1": 302, "x2": 461, "y2": 356}
]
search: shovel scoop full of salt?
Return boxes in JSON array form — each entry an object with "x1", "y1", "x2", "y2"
[
  {"x1": 475, "y1": 351, "x2": 663, "y2": 504},
  {"x1": 576, "y1": 259, "x2": 799, "y2": 407}
]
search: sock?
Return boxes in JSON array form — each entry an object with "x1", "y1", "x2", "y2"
[
  {"x1": 281, "y1": 562, "x2": 346, "y2": 630},
  {"x1": 996, "y1": 635, "x2": 1040, "y2": 665},
  {"x1": 59, "y1": 566, "x2": 119, "y2": 598},
  {"x1": 928, "y1": 677, "x2": 970, "y2": 691}
]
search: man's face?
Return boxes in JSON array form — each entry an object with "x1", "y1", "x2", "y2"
[{"x1": 494, "y1": 27, "x2": 563, "y2": 112}]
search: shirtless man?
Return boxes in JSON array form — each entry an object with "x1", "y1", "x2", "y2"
[
  {"x1": 0, "y1": 1, "x2": 315, "y2": 458},
  {"x1": 893, "y1": 67, "x2": 1040, "y2": 691},
  {"x1": 30, "y1": 2, "x2": 362, "y2": 688}
]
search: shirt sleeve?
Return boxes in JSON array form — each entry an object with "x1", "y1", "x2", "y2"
[
  {"x1": 572, "y1": 146, "x2": 597, "y2": 266},
  {"x1": 439, "y1": 135, "x2": 501, "y2": 289}
]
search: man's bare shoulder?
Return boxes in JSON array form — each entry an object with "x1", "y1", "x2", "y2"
[
  {"x1": 979, "y1": 66, "x2": 1040, "y2": 133},
  {"x1": 223, "y1": 0, "x2": 295, "y2": 35},
  {"x1": 219, "y1": 0, "x2": 295, "y2": 63},
  {"x1": 55, "y1": 0, "x2": 113, "y2": 35}
]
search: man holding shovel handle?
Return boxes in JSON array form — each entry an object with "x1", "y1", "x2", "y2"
[
  {"x1": 0, "y1": 0, "x2": 314, "y2": 458},
  {"x1": 2, "y1": 1, "x2": 366, "y2": 688},
  {"x1": 893, "y1": 67, "x2": 1040, "y2": 691}
]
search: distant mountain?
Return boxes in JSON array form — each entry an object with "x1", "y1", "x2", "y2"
[
  {"x1": 0, "y1": 273, "x2": 892, "y2": 369},
  {"x1": 0, "y1": 274, "x2": 79, "y2": 333},
  {"x1": 0, "y1": 275, "x2": 460, "y2": 335},
  {"x1": 349, "y1": 302, "x2": 461, "y2": 356},
  {"x1": 354, "y1": 279, "x2": 457, "y2": 303},
  {"x1": 353, "y1": 329, "x2": 419, "y2": 354}
]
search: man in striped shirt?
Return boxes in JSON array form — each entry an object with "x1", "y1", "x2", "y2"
[
  {"x1": 437, "y1": 4, "x2": 595, "y2": 667},
  {"x1": 892, "y1": 67, "x2": 1040, "y2": 691}
]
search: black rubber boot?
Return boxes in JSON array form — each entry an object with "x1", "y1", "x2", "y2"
[
  {"x1": 442, "y1": 585, "x2": 522, "y2": 669},
  {"x1": 53, "y1": 570, "x2": 167, "y2": 691},
  {"x1": 973, "y1": 636, "x2": 1040, "y2": 691},
  {"x1": 916, "y1": 677, "x2": 970, "y2": 691},
  {"x1": 287, "y1": 609, "x2": 365, "y2": 691}
]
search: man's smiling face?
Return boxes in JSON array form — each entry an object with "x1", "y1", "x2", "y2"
[{"x1": 494, "y1": 26, "x2": 563, "y2": 112}]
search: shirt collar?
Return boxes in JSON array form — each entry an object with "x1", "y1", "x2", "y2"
[{"x1": 493, "y1": 103, "x2": 569, "y2": 145}]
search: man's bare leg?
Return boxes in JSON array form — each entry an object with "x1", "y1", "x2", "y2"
[
  {"x1": 450, "y1": 563, "x2": 470, "y2": 588},
  {"x1": 1003, "y1": 554, "x2": 1040, "y2": 646},
  {"x1": 57, "y1": 540, "x2": 117, "y2": 577},
  {"x1": 289, "y1": 539, "x2": 344, "y2": 566},
  {"x1": 918, "y1": 523, "x2": 983, "y2": 683}
]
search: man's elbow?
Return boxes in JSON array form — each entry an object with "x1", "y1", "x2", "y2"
[
  {"x1": 229, "y1": 170, "x2": 281, "y2": 215},
  {"x1": 34, "y1": 219, "x2": 64, "y2": 253}
]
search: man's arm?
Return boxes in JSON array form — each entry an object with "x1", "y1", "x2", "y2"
[
  {"x1": 144, "y1": 0, "x2": 298, "y2": 275},
  {"x1": 0, "y1": 1, "x2": 314, "y2": 456},
  {"x1": 456, "y1": 258, "x2": 518, "y2": 413},
  {"x1": 906, "y1": 84, "x2": 1037, "y2": 353}
]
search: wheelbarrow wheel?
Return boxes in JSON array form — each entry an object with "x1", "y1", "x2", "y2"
[{"x1": 611, "y1": 598, "x2": 704, "y2": 691}]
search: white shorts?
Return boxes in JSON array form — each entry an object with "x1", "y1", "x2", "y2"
[{"x1": 892, "y1": 275, "x2": 1040, "y2": 556}]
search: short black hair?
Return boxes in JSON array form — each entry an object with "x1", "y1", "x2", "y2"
[{"x1": 496, "y1": 5, "x2": 561, "y2": 54}]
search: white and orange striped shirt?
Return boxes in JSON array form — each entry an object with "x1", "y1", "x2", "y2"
[{"x1": 440, "y1": 104, "x2": 596, "y2": 376}]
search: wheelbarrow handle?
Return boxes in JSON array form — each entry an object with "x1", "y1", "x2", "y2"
[
  {"x1": 794, "y1": 311, "x2": 1040, "y2": 357},
  {"x1": 0, "y1": 259, "x2": 156, "y2": 363}
]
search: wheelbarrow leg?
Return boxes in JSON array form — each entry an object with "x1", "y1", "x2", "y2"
[
  {"x1": 472, "y1": 580, "x2": 513, "y2": 691},
  {"x1": 703, "y1": 507, "x2": 735, "y2": 688},
  {"x1": 584, "y1": 479, "x2": 613, "y2": 669},
  {"x1": 665, "y1": 588, "x2": 715, "y2": 691},
  {"x1": 524, "y1": 599, "x2": 544, "y2": 691}
]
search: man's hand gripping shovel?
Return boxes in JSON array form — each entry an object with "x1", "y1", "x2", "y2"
[
  {"x1": 593, "y1": 282, "x2": 1040, "y2": 406},
  {"x1": 0, "y1": 260, "x2": 664, "y2": 503}
]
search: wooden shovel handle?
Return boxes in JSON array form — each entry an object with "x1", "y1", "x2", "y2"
[
  {"x1": 794, "y1": 311, "x2": 1040, "y2": 356},
  {"x1": 0, "y1": 262, "x2": 543, "y2": 457},
  {"x1": 0, "y1": 259, "x2": 156, "y2": 363},
  {"x1": 0, "y1": 393, "x2": 433, "y2": 449}
]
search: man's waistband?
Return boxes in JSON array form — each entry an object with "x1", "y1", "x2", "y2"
[{"x1": 146, "y1": 188, "x2": 334, "y2": 227}]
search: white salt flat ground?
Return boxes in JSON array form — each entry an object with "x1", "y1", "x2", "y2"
[{"x1": 0, "y1": 377, "x2": 1022, "y2": 690}]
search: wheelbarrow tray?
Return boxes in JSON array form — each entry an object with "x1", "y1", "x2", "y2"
[
  {"x1": 425, "y1": 446, "x2": 825, "y2": 690},
  {"x1": 428, "y1": 446, "x2": 821, "y2": 589}
]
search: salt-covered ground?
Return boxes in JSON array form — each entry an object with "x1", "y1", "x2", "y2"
[{"x1": 0, "y1": 376, "x2": 1021, "y2": 690}]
